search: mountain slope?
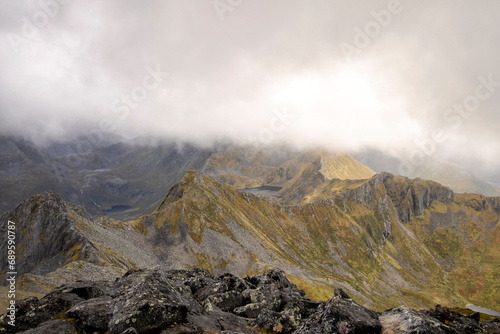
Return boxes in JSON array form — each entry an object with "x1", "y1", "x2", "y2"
[
  {"x1": 202, "y1": 144, "x2": 375, "y2": 191},
  {"x1": 2, "y1": 170, "x2": 499, "y2": 312},
  {"x1": 0, "y1": 191, "x2": 160, "y2": 294},
  {"x1": 140, "y1": 170, "x2": 499, "y2": 310}
]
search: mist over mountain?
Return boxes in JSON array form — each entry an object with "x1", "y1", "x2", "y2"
[
  {"x1": 1, "y1": 1, "x2": 500, "y2": 176},
  {"x1": 1, "y1": 135, "x2": 497, "y2": 221},
  {"x1": 1, "y1": 2, "x2": 500, "y2": 332}
]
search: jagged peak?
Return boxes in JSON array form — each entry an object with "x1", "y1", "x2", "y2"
[
  {"x1": 373, "y1": 172, "x2": 455, "y2": 195},
  {"x1": 2, "y1": 190, "x2": 67, "y2": 218},
  {"x1": 28, "y1": 190, "x2": 64, "y2": 203},
  {"x1": 2, "y1": 190, "x2": 96, "y2": 230}
]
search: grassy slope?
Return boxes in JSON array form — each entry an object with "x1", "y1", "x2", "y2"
[{"x1": 148, "y1": 171, "x2": 500, "y2": 311}]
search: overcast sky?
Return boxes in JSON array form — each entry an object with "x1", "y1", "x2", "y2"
[{"x1": 1, "y1": 0, "x2": 499, "y2": 173}]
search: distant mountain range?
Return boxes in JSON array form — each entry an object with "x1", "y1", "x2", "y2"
[
  {"x1": 2, "y1": 135, "x2": 497, "y2": 222},
  {"x1": 353, "y1": 148, "x2": 500, "y2": 197},
  {"x1": 1, "y1": 137, "x2": 499, "y2": 316}
]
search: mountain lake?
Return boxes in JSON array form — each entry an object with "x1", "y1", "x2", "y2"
[
  {"x1": 103, "y1": 205, "x2": 132, "y2": 215},
  {"x1": 239, "y1": 186, "x2": 282, "y2": 195}
]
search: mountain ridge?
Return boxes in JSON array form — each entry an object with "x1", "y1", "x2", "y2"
[{"x1": 2, "y1": 167, "x2": 499, "y2": 313}]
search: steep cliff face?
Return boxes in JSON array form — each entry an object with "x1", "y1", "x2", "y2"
[{"x1": 340, "y1": 172, "x2": 455, "y2": 223}]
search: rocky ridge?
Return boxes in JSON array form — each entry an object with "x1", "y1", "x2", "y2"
[
  {"x1": 1, "y1": 268, "x2": 498, "y2": 334},
  {"x1": 1, "y1": 167, "x2": 500, "y2": 312}
]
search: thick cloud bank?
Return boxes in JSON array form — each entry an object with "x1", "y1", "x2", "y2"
[{"x1": 1, "y1": 0, "x2": 499, "y2": 174}]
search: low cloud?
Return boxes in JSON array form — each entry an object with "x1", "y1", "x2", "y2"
[{"x1": 1, "y1": 0, "x2": 499, "y2": 176}]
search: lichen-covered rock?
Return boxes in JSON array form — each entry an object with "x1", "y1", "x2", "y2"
[
  {"x1": 481, "y1": 319, "x2": 500, "y2": 333},
  {"x1": 380, "y1": 306, "x2": 456, "y2": 334},
  {"x1": 164, "y1": 268, "x2": 215, "y2": 295},
  {"x1": 296, "y1": 290, "x2": 381, "y2": 334},
  {"x1": 1, "y1": 268, "x2": 497, "y2": 334},
  {"x1": 234, "y1": 303, "x2": 263, "y2": 318},
  {"x1": 205, "y1": 290, "x2": 245, "y2": 312},
  {"x1": 65, "y1": 296, "x2": 113, "y2": 332},
  {"x1": 195, "y1": 273, "x2": 252, "y2": 302},
  {"x1": 0, "y1": 297, "x2": 49, "y2": 333},
  {"x1": 21, "y1": 319, "x2": 78, "y2": 334},
  {"x1": 108, "y1": 271, "x2": 189, "y2": 334},
  {"x1": 254, "y1": 308, "x2": 298, "y2": 334},
  {"x1": 0, "y1": 284, "x2": 91, "y2": 333},
  {"x1": 422, "y1": 305, "x2": 482, "y2": 334}
]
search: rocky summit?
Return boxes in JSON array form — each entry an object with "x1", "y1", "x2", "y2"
[{"x1": 1, "y1": 267, "x2": 499, "y2": 334}]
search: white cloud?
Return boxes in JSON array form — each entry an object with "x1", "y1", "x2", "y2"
[{"x1": 0, "y1": 0, "x2": 499, "y2": 174}]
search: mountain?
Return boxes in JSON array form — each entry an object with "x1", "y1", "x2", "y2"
[
  {"x1": 202, "y1": 144, "x2": 375, "y2": 190},
  {"x1": 0, "y1": 190, "x2": 180, "y2": 300},
  {"x1": 0, "y1": 135, "x2": 212, "y2": 220},
  {"x1": 353, "y1": 148, "x2": 500, "y2": 197},
  {"x1": 0, "y1": 137, "x2": 374, "y2": 221},
  {"x1": 2, "y1": 167, "x2": 499, "y2": 314}
]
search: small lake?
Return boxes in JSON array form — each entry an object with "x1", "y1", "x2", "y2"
[
  {"x1": 466, "y1": 304, "x2": 500, "y2": 317},
  {"x1": 239, "y1": 186, "x2": 282, "y2": 195},
  {"x1": 103, "y1": 205, "x2": 132, "y2": 215},
  {"x1": 487, "y1": 182, "x2": 500, "y2": 187}
]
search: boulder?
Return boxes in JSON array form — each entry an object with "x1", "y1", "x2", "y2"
[
  {"x1": 22, "y1": 319, "x2": 78, "y2": 334},
  {"x1": 296, "y1": 291, "x2": 381, "y2": 334},
  {"x1": 422, "y1": 305, "x2": 482, "y2": 334},
  {"x1": 108, "y1": 271, "x2": 189, "y2": 334},
  {"x1": 380, "y1": 306, "x2": 456, "y2": 334},
  {"x1": 481, "y1": 319, "x2": 500, "y2": 334},
  {"x1": 65, "y1": 296, "x2": 114, "y2": 332}
]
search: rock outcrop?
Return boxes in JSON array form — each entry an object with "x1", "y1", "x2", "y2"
[
  {"x1": 0, "y1": 191, "x2": 95, "y2": 278},
  {"x1": 1, "y1": 268, "x2": 499, "y2": 334}
]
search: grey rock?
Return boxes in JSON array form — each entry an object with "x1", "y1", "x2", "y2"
[
  {"x1": 296, "y1": 294, "x2": 381, "y2": 334},
  {"x1": 108, "y1": 270, "x2": 189, "y2": 334},
  {"x1": 65, "y1": 296, "x2": 113, "y2": 332},
  {"x1": 380, "y1": 306, "x2": 456, "y2": 334},
  {"x1": 22, "y1": 319, "x2": 77, "y2": 334}
]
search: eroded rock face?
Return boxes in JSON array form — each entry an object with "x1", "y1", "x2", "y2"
[{"x1": 0, "y1": 268, "x2": 498, "y2": 334}]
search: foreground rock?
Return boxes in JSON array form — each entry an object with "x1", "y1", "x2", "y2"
[
  {"x1": 296, "y1": 288, "x2": 381, "y2": 333},
  {"x1": 0, "y1": 268, "x2": 498, "y2": 333}
]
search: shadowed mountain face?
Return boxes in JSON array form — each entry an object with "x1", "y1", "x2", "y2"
[
  {"x1": 2, "y1": 165, "x2": 499, "y2": 313},
  {"x1": 0, "y1": 135, "x2": 212, "y2": 220}
]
